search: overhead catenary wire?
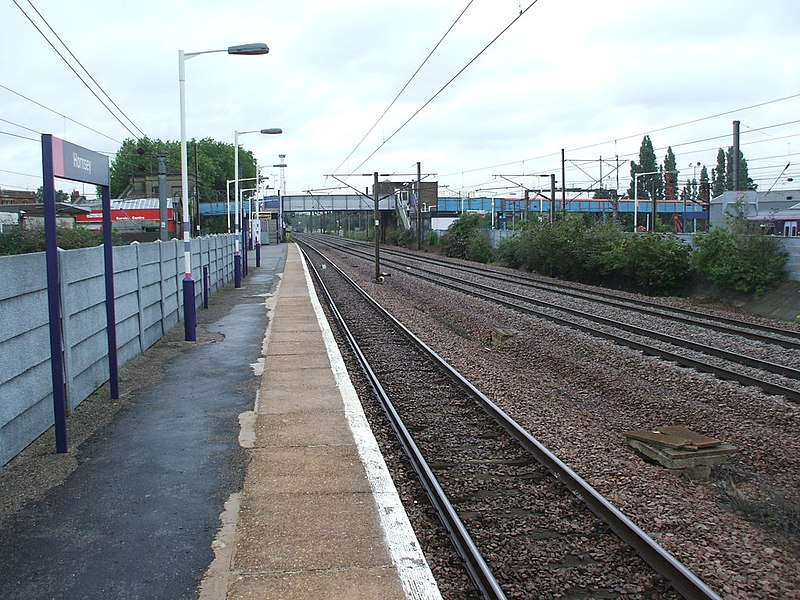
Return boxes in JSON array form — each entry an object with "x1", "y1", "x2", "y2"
[
  {"x1": 331, "y1": 0, "x2": 476, "y2": 177},
  {"x1": 443, "y1": 92, "x2": 800, "y2": 179},
  {"x1": 0, "y1": 84, "x2": 122, "y2": 144},
  {"x1": 348, "y1": 0, "x2": 541, "y2": 176},
  {"x1": 0, "y1": 129, "x2": 39, "y2": 143},
  {"x1": 12, "y1": 0, "x2": 145, "y2": 141}
]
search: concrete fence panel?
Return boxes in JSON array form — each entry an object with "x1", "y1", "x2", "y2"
[
  {"x1": 60, "y1": 246, "x2": 112, "y2": 411},
  {"x1": 160, "y1": 240, "x2": 181, "y2": 332},
  {"x1": 0, "y1": 234, "x2": 236, "y2": 467},
  {"x1": 111, "y1": 245, "x2": 144, "y2": 369},
  {"x1": 135, "y1": 242, "x2": 167, "y2": 352},
  {"x1": 0, "y1": 252, "x2": 52, "y2": 466}
]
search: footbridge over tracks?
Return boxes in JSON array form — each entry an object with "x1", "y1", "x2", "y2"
[{"x1": 282, "y1": 194, "x2": 396, "y2": 212}]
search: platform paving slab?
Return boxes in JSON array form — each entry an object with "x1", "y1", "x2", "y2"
[
  {"x1": 258, "y1": 377, "x2": 342, "y2": 413},
  {"x1": 233, "y1": 491, "x2": 396, "y2": 573},
  {"x1": 255, "y1": 411, "x2": 351, "y2": 448},
  {"x1": 244, "y1": 445, "x2": 372, "y2": 496},
  {"x1": 227, "y1": 567, "x2": 404, "y2": 600}
]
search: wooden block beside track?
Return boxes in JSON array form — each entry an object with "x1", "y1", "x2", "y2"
[{"x1": 623, "y1": 425, "x2": 721, "y2": 450}]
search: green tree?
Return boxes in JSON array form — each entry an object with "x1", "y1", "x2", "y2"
[
  {"x1": 698, "y1": 166, "x2": 710, "y2": 202},
  {"x1": 627, "y1": 135, "x2": 659, "y2": 199},
  {"x1": 619, "y1": 233, "x2": 692, "y2": 295},
  {"x1": 663, "y1": 147, "x2": 678, "y2": 200},
  {"x1": 109, "y1": 137, "x2": 257, "y2": 201},
  {"x1": 692, "y1": 225, "x2": 786, "y2": 294},
  {"x1": 711, "y1": 148, "x2": 727, "y2": 198},
  {"x1": 680, "y1": 179, "x2": 694, "y2": 202},
  {"x1": 35, "y1": 187, "x2": 70, "y2": 203},
  {"x1": 725, "y1": 146, "x2": 756, "y2": 191}
]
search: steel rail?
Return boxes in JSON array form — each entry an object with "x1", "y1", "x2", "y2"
[
  {"x1": 299, "y1": 246, "x2": 507, "y2": 600},
  {"x1": 298, "y1": 240, "x2": 722, "y2": 600},
  {"x1": 317, "y1": 235, "x2": 800, "y2": 349},
  {"x1": 299, "y1": 235, "x2": 800, "y2": 402},
  {"x1": 411, "y1": 266, "x2": 800, "y2": 403},
  {"x1": 416, "y1": 266, "x2": 800, "y2": 382}
]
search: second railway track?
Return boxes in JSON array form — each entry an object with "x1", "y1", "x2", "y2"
[
  {"x1": 300, "y1": 241, "x2": 722, "y2": 599},
  {"x1": 300, "y1": 234, "x2": 800, "y2": 403}
]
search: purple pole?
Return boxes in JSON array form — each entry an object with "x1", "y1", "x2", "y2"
[
  {"x1": 242, "y1": 213, "x2": 249, "y2": 278},
  {"x1": 101, "y1": 185, "x2": 119, "y2": 399},
  {"x1": 203, "y1": 265, "x2": 209, "y2": 309},
  {"x1": 41, "y1": 134, "x2": 68, "y2": 453}
]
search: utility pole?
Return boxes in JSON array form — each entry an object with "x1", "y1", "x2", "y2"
[
  {"x1": 416, "y1": 161, "x2": 422, "y2": 251},
  {"x1": 373, "y1": 171, "x2": 381, "y2": 282},
  {"x1": 561, "y1": 148, "x2": 566, "y2": 215},
  {"x1": 615, "y1": 155, "x2": 620, "y2": 223},
  {"x1": 524, "y1": 188, "x2": 529, "y2": 222},
  {"x1": 158, "y1": 152, "x2": 168, "y2": 241},
  {"x1": 599, "y1": 155, "x2": 603, "y2": 191},
  {"x1": 732, "y1": 120, "x2": 741, "y2": 191},
  {"x1": 193, "y1": 141, "x2": 200, "y2": 235},
  {"x1": 550, "y1": 174, "x2": 556, "y2": 223}
]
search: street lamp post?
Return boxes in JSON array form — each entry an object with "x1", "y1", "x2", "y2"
[
  {"x1": 274, "y1": 155, "x2": 287, "y2": 243},
  {"x1": 179, "y1": 42, "x2": 269, "y2": 341},
  {"x1": 234, "y1": 128, "x2": 282, "y2": 287},
  {"x1": 633, "y1": 170, "x2": 678, "y2": 231},
  {"x1": 633, "y1": 170, "x2": 661, "y2": 232},
  {"x1": 226, "y1": 176, "x2": 260, "y2": 233}
]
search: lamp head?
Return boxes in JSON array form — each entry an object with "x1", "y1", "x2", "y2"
[{"x1": 227, "y1": 43, "x2": 269, "y2": 55}]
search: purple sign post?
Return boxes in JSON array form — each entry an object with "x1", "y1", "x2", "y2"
[{"x1": 41, "y1": 134, "x2": 117, "y2": 454}]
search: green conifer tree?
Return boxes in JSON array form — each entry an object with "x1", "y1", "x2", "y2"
[
  {"x1": 627, "y1": 135, "x2": 659, "y2": 198},
  {"x1": 711, "y1": 149, "x2": 727, "y2": 198}
]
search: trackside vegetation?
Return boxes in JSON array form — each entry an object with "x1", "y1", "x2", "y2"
[
  {"x1": 0, "y1": 226, "x2": 122, "y2": 256},
  {"x1": 440, "y1": 215, "x2": 787, "y2": 297}
]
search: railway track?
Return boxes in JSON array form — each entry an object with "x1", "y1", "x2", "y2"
[
  {"x1": 299, "y1": 241, "x2": 722, "y2": 599},
  {"x1": 299, "y1": 234, "x2": 800, "y2": 403},
  {"x1": 316, "y1": 236, "x2": 800, "y2": 348}
]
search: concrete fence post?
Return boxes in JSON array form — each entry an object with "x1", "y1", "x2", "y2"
[{"x1": 135, "y1": 243, "x2": 147, "y2": 353}]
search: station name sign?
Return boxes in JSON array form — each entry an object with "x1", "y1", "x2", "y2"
[{"x1": 48, "y1": 135, "x2": 109, "y2": 186}]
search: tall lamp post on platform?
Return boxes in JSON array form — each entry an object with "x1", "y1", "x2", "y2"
[
  {"x1": 234, "y1": 128, "x2": 282, "y2": 287},
  {"x1": 179, "y1": 42, "x2": 270, "y2": 341},
  {"x1": 274, "y1": 154, "x2": 287, "y2": 242}
]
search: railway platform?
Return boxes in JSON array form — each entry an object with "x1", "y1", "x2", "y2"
[
  {"x1": 204, "y1": 243, "x2": 440, "y2": 600},
  {"x1": 0, "y1": 243, "x2": 439, "y2": 600}
]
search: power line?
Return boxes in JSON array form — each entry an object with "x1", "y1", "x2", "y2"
[
  {"x1": 12, "y1": 0, "x2": 144, "y2": 140},
  {"x1": 0, "y1": 167, "x2": 41, "y2": 179},
  {"x1": 0, "y1": 116, "x2": 41, "y2": 135},
  {"x1": 0, "y1": 83, "x2": 122, "y2": 144},
  {"x1": 442, "y1": 92, "x2": 800, "y2": 178},
  {"x1": 22, "y1": 0, "x2": 146, "y2": 139},
  {"x1": 0, "y1": 129, "x2": 39, "y2": 142},
  {"x1": 331, "y1": 0, "x2": 475, "y2": 176},
  {"x1": 349, "y1": 0, "x2": 541, "y2": 175}
]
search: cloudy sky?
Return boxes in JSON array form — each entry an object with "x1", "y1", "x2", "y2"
[{"x1": 1, "y1": 0, "x2": 798, "y2": 200}]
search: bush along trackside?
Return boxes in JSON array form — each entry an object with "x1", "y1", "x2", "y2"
[
  {"x1": 500, "y1": 217, "x2": 694, "y2": 296},
  {"x1": 419, "y1": 213, "x2": 788, "y2": 298},
  {"x1": 0, "y1": 226, "x2": 123, "y2": 256},
  {"x1": 440, "y1": 213, "x2": 493, "y2": 263},
  {"x1": 691, "y1": 223, "x2": 788, "y2": 295}
]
